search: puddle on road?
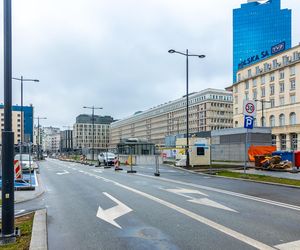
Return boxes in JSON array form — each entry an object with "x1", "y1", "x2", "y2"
[{"x1": 120, "y1": 226, "x2": 180, "y2": 250}]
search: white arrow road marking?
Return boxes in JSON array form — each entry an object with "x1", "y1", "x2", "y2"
[
  {"x1": 165, "y1": 188, "x2": 237, "y2": 213},
  {"x1": 275, "y1": 240, "x2": 300, "y2": 250},
  {"x1": 189, "y1": 198, "x2": 237, "y2": 212},
  {"x1": 56, "y1": 170, "x2": 69, "y2": 175},
  {"x1": 96, "y1": 192, "x2": 133, "y2": 229}
]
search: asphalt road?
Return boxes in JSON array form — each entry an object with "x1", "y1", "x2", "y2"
[{"x1": 17, "y1": 159, "x2": 300, "y2": 250}]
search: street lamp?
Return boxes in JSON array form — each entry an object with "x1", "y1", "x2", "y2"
[
  {"x1": 83, "y1": 106, "x2": 103, "y2": 161},
  {"x1": 34, "y1": 117, "x2": 47, "y2": 160},
  {"x1": 12, "y1": 77, "x2": 39, "y2": 167},
  {"x1": 168, "y1": 49, "x2": 205, "y2": 168},
  {"x1": 1, "y1": 0, "x2": 16, "y2": 243},
  {"x1": 255, "y1": 99, "x2": 271, "y2": 127}
]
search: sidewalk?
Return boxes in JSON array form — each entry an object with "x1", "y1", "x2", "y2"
[
  {"x1": 0, "y1": 174, "x2": 45, "y2": 203},
  {"x1": 232, "y1": 169, "x2": 300, "y2": 180}
]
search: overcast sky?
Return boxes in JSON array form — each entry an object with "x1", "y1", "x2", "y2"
[{"x1": 0, "y1": 0, "x2": 299, "y2": 128}]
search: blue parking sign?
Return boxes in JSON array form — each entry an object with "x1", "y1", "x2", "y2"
[{"x1": 244, "y1": 115, "x2": 254, "y2": 129}]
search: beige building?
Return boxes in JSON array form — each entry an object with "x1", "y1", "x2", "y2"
[
  {"x1": 73, "y1": 114, "x2": 114, "y2": 151},
  {"x1": 0, "y1": 109, "x2": 22, "y2": 145},
  {"x1": 232, "y1": 43, "x2": 300, "y2": 150},
  {"x1": 111, "y1": 88, "x2": 233, "y2": 146}
]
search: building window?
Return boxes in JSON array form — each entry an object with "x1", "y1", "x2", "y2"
[
  {"x1": 270, "y1": 99, "x2": 275, "y2": 108},
  {"x1": 291, "y1": 133, "x2": 298, "y2": 150},
  {"x1": 261, "y1": 117, "x2": 266, "y2": 127},
  {"x1": 234, "y1": 96, "x2": 238, "y2": 104},
  {"x1": 290, "y1": 112, "x2": 296, "y2": 125},
  {"x1": 261, "y1": 87, "x2": 265, "y2": 97},
  {"x1": 270, "y1": 73, "x2": 275, "y2": 82},
  {"x1": 280, "y1": 134, "x2": 286, "y2": 150},
  {"x1": 253, "y1": 89, "x2": 257, "y2": 100},
  {"x1": 253, "y1": 78, "x2": 257, "y2": 87},
  {"x1": 247, "y1": 69, "x2": 252, "y2": 78},
  {"x1": 290, "y1": 79, "x2": 296, "y2": 90},
  {"x1": 272, "y1": 59, "x2": 278, "y2": 69},
  {"x1": 279, "y1": 70, "x2": 285, "y2": 79},
  {"x1": 245, "y1": 92, "x2": 249, "y2": 100},
  {"x1": 237, "y1": 74, "x2": 241, "y2": 82},
  {"x1": 245, "y1": 81, "x2": 249, "y2": 90},
  {"x1": 271, "y1": 135, "x2": 276, "y2": 146},
  {"x1": 269, "y1": 115, "x2": 275, "y2": 127},
  {"x1": 261, "y1": 75, "x2": 266, "y2": 84},
  {"x1": 255, "y1": 66, "x2": 260, "y2": 75},
  {"x1": 290, "y1": 94, "x2": 296, "y2": 104},
  {"x1": 270, "y1": 84, "x2": 275, "y2": 95},
  {"x1": 290, "y1": 66, "x2": 296, "y2": 76},
  {"x1": 279, "y1": 114, "x2": 285, "y2": 126},
  {"x1": 279, "y1": 96, "x2": 285, "y2": 106},
  {"x1": 279, "y1": 82, "x2": 285, "y2": 93}
]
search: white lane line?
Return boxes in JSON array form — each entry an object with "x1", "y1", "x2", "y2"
[
  {"x1": 77, "y1": 170, "x2": 274, "y2": 250},
  {"x1": 275, "y1": 240, "x2": 300, "y2": 249},
  {"x1": 137, "y1": 173, "x2": 300, "y2": 212}
]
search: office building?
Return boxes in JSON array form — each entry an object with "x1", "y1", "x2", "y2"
[
  {"x1": 42, "y1": 127, "x2": 61, "y2": 153},
  {"x1": 0, "y1": 108, "x2": 22, "y2": 145},
  {"x1": 233, "y1": 0, "x2": 291, "y2": 82},
  {"x1": 110, "y1": 88, "x2": 233, "y2": 147},
  {"x1": 73, "y1": 114, "x2": 114, "y2": 152},
  {"x1": 232, "y1": 44, "x2": 300, "y2": 150},
  {"x1": 0, "y1": 104, "x2": 34, "y2": 143},
  {"x1": 60, "y1": 130, "x2": 73, "y2": 153}
]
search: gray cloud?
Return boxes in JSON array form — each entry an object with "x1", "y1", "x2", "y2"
[{"x1": 0, "y1": 0, "x2": 299, "y2": 127}]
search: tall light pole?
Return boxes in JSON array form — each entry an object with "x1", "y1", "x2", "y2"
[
  {"x1": 83, "y1": 106, "x2": 103, "y2": 161},
  {"x1": 168, "y1": 49, "x2": 205, "y2": 168},
  {"x1": 12, "y1": 77, "x2": 39, "y2": 164},
  {"x1": 255, "y1": 99, "x2": 271, "y2": 127},
  {"x1": 1, "y1": 0, "x2": 16, "y2": 243},
  {"x1": 35, "y1": 117, "x2": 47, "y2": 160}
]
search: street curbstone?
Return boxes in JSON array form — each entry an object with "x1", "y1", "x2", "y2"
[{"x1": 29, "y1": 209, "x2": 47, "y2": 250}]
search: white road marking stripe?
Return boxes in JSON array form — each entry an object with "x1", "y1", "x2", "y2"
[
  {"x1": 137, "y1": 174, "x2": 300, "y2": 212},
  {"x1": 77, "y1": 170, "x2": 274, "y2": 249},
  {"x1": 275, "y1": 240, "x2": 300, "y2": 249}
]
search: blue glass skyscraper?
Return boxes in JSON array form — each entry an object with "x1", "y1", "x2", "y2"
[{"x1": 233, "y1": 0, "x2": 291, "y2": 82}]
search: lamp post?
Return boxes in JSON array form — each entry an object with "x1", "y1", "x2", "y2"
[
  {"x1": 12, "y1": 77, "x2": 39, "y2": 165},
  {"x1": 1, "y1": 0, "x2": 16, "y2": 243},
  {"x1": 255, "y1": 99, "x2": 271, "y2": 127},
  {"x1": 35, "y1": 117, "x2": 47, "y2": 160},
  {"x1": 168, "y1": 49, "x2": 205, "y2": 168},
  {"x1": 83, "y1": 106, "x2": 103, "y2": 161}
]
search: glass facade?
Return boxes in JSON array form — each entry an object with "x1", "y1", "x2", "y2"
[{"x1": 233, "y1": 0, "x2": 291, "y2": 82}]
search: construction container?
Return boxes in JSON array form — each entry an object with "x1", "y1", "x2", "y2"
[{"x1": 272, "y1": 151, "x2": 293, "y2": 162}]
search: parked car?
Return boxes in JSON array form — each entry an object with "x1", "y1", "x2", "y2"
[
  {"x1": 14, "y1": 154, "x2": 38, "y2": 173},
  {"x1": 97, "y1": 152, "x2": 116, "y2": 166}
]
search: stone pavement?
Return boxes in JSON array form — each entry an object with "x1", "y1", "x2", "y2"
[{"x1": 233, "y1": 168, "x2": 300, "y2": 180}]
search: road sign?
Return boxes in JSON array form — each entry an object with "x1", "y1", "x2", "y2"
[
  {"x1": 243, "y1": 100, "x2": 256, "y2": 117},
  {"x1": 244, "y1": 115, "x2": 254, "y2": 129}
]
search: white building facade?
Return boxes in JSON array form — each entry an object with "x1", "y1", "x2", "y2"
[
  {"x1": 232, "y1": 44, "x2": 300, "y2": 150},
  {"x1": 110, "y1": 88, "x2": 233, "y2": 146}
]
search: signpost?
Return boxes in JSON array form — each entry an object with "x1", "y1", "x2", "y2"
[{"x1": 243, "y1": 101, "x2": 256, "y2": 174}]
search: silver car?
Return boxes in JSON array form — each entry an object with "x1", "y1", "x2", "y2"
[
  {"x1": 14, "y1": 154, "x2": 37, "y2": 173},
  {"x1": 97, "y1": 152, "x2": 116, "y2": 166}
]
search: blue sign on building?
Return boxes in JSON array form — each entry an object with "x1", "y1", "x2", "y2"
[{"x1": 244, "y1": 115, "x2": 254, "y2": 129}]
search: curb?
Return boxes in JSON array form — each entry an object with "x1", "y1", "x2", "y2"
[
  {"x1": 164, "y1": 164, "x2": 300, "y2": 189},
  {"x1": 29, "y1": 209, "x2": 48, "y2": 250}
]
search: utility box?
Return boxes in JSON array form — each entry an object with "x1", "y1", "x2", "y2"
[{"x1": 176, "y1": 137, "x2": 210, "y2": 167}]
